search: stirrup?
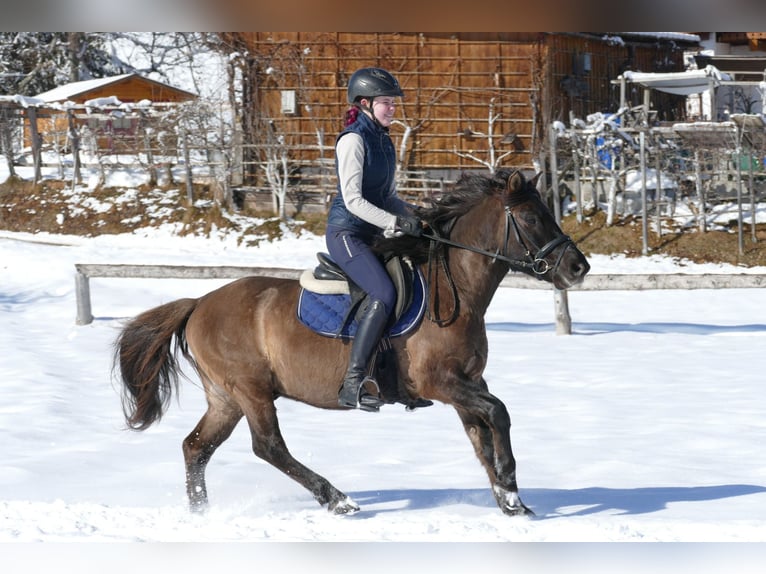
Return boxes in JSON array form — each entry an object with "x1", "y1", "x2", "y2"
[{"x1": 338, "y1": 376, "x2": 384, "y2": 412}]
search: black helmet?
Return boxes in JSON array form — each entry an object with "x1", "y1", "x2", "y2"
[{"x1": 347, "y1": 67, "x2": 403, "y2": 104}]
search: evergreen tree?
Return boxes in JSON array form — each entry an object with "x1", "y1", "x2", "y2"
[{"x1": 0, "y1": 32, "x2": 130, "y2": 96}]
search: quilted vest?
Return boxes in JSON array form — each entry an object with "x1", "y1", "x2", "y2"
[{"x1": 327, "y1": 112, "x2": 396, "y2": 239}]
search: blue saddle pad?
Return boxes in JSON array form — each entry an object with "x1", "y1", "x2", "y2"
[{"x1": 297, "y1": 268, "x2": 426, "y2": 338}]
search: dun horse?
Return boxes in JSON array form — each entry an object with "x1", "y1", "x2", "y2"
[{"x1": 115, "y1": 169, "x2": 590, "y2": 516}]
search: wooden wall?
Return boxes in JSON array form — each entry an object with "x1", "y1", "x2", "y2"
[
  {"x1": 227, "y1": 33, "x2": 695, "y2": 178},
  {"x1": 231, "y1": 32, "x2": 542, "y2": 175}
]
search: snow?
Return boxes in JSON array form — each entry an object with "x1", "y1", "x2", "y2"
[
  {"x1": 3, "y1": 185, "x2": 766, "y2": 556},
  {"x1": 4, "y1": 230, "x2": 766, "y2": 574}
]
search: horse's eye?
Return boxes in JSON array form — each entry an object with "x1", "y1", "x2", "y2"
[{"x1": 523, "y1": 215, "x2": 537, "y2": 225}]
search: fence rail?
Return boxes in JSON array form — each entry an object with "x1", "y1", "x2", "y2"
[{"x1": 74, "y1": 263, "x2": 766, "y2": 327}]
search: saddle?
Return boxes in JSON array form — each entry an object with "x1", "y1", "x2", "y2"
[
  {"x1": 297, "y1": 252, "x2": 425, "y2": 339},
  {"x1": 296, "y1": 253, "x2": 431, "y2": 410}
]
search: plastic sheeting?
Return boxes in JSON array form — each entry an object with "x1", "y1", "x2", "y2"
[{"x1": 621, "y1": 65, "x2": 729, "y2": 96}]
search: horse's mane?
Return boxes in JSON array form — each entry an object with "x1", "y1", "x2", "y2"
[{"x1": 374, "y1": 169, "x2": 518, "y2": 264}]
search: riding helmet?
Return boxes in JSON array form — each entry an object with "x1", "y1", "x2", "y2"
[{"x1": 347, "y1": 67, "x2": 403, "y2": 104}]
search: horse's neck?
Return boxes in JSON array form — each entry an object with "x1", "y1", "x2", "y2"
[
  {"x1": 452, "y1": 248, "x2": 507, "y2": 313},
  {"x1": 424, "y1": 241, "x2": 506, "y2": 322},
  {"x1": 446, "y1": 206, "x2": 509, "y2": 314}
]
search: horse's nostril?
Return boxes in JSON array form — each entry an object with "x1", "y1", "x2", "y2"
[{"x1": 572, "y1": 260, "x2": 590, "y2": 277}]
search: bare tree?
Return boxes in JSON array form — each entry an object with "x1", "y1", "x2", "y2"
[
  {"x1": 391, "y1": 69, "x2": 455, "y2": 186},
  {"x1": 453, "y1": 97, "x2": 514, "y2": 174},
  {"x1": 0, "y1": 103, "x2": 18, "y2": 179}
]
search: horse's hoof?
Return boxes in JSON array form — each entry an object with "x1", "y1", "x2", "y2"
[
  {"x1": 188, "y1": 501, "x2": 208, "y2": 514},
  {"x1": 495, "y1": 486, "x2": 534, "y2": 517},
  {"x1": 329, "y1": 496, "x2": 360, "y2": 515},
  {"x1": 505, "y1": 504, "x2": 535, "y2": 517}
]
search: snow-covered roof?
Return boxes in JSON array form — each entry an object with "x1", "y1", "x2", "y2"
[
  {"x1": 621, "y1": 66, "x2": 730, "y2": 96},
  {"x1": 32, "y1": 73, "x2": 196, "y2": 103},
  {"x1": 616, "y1": 32, "x2": 701, "y2": 44},
  {"x1": 33, "y1": 73, "x2": 136, "y2": 103}
]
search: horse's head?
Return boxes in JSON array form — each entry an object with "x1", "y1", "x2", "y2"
[
  {"x1": 375, "y1": 169, "x2": 589, "y2": 290},
  {"x1": 498, "y1": 170, "x2": 590, "y2": 289}
]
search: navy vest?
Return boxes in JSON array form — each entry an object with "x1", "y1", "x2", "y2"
[{"x1": 327, "y1": 112, "x2": 396, "y2": 239}]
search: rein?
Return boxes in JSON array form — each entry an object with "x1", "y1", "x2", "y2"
[{"x1": 421, "y1": 203, "x2": 575, "y2": 326}]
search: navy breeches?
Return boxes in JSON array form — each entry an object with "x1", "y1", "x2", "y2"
[{"x1": 325, "y1": 226, "x2": 396, "y2": 315}]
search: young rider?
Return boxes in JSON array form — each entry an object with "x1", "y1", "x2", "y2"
[{"x1": 325, "y1": 67, "x2": 423, "y2": 411}]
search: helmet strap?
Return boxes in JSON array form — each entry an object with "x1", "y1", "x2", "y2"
[{"x1": 358, "y1": 97, "x2": 388, "y2": 131}]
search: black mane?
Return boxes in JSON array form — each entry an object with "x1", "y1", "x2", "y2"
[{"x1": 374, "y1": 169, "x2": 519, "y2": 263}]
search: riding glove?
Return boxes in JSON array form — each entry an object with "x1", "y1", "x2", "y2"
[{"x1": 396, "y1": 214, "x2": 423, "y2": 237}]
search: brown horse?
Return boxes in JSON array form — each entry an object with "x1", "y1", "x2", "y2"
[{"x1": 115, "y1": 169, "x2": 590, "y2": 517}]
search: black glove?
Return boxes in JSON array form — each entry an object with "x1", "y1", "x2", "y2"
[{"x1": 396, "y1": 214, "x2": 422, "y2": 237}]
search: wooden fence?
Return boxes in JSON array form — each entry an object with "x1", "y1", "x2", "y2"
[{"x1": 74, "y1": 263, "x2": 766, "y2": 331}]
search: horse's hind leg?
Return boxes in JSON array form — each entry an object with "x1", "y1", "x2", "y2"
[
  {"x1": 182, "y1": 398, "x2": 243, "y2": 512},
  {"x1": 241, "y1": 394, "x2": 359, "y2": 514}
]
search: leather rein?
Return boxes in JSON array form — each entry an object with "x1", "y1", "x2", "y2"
[{"x1": 420, "y1": 202, "x2": 575, "y2": 326}]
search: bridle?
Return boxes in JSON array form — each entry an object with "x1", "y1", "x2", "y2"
[
  {"x1": 422, "y1": 205, "x2": 573, "y2": 275},
  {"x1": 420, "y1": 197, "x2": 575, "y2": 326}
]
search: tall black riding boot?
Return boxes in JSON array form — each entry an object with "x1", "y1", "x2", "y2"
[{"x1": 338, "y1": 299, "x2": 389, "y2": 412}]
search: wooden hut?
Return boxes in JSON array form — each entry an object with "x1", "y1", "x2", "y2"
[
  {"x1": 29, "y1": 73, "x2": 197, "y2": 154},
  {"x1": 221, "y1": 32, "x2": 701, "y2": 184}
]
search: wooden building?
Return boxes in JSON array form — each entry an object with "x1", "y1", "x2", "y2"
[
  {"x1": 29, "y1": 73, "x2": 197, "y2": 153},
  {"x1": 221, "y1": 32, "x2": 701, "y2": 182}
]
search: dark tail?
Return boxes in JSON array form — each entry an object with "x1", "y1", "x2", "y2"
[{"x1": 113, "y1": 298, "x2": 199, "y2": 430}]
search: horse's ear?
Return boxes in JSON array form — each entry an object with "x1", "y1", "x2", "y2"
[
  {"x1": 530, "y1": 172, "x2": 542, "y2": 190},
  {"x1": 507, "y1": 170, "x2": 525, "y2": 194}
]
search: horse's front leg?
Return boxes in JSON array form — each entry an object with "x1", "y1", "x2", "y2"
[{"x1": 445, "y1": 377, "x2": 533, "y2": 516}]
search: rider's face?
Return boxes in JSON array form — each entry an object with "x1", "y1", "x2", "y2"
[{"x1": 366, "y1": 97, "x2": 397, "y2": 127}]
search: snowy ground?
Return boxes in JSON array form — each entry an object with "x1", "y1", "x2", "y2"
[
  {"x1": 3, "y1": 152, "x2": 766, "y2": 568},
  {"x1": 2, "y1": 220, "x2": 766, "y2": 573}
]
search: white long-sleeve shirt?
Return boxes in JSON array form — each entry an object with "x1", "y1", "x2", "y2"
[{"x1": 336, "y1": 132, "x2": 412, "y2": 233}]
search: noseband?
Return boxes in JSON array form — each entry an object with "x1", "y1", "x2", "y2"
[{"x1": 504, "y1": 206, "x2": 574, "y2": 276}]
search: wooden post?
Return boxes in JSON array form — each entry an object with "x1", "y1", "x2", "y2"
[
  {"x1": 749, "y1": 152, "x2": 756, "y2": 243},
  {"x1": 141, "y1": 111, "x2": 157, "y2": 187},
  {"x1": 549, "y1": 124, "x2": 572, "y2": 335},
  {"x1": 570, "y1": 117, "x2": 583, "y2": 222},
  {"x1": 736, "y1": 144, "x2": 744, "y2": 256},
  {"x1": 553, "y1": 288, "x2": 572, "y2": 335},
  {"x1": 75, "y1": 271, "x2": 93, "y2": 325},
  {"x1": 655, "y1": 141, "x2": 662, "y2": 238},
  {"x1": 619, "y1": 75, "x2": 626, "y2": 110},
  {"x1": 27, "y1": 107, "x2": 43, "y2": 183},
  {"x1": 67, "y1": 110, "x2": 82, "y2": 186},
  {"x1": 640, "y1": 131, "x2": 649, "y2": 255},
  {"x1": 695, "y1": 149, "x2": 706, "y2": 233},
  {"x1": 183, "y1": 131, "x2": 193, "y2": 203}
]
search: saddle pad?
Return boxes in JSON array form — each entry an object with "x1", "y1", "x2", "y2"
[{"x1": 297, "y1": 268, "x2": 426, "y2": 339}]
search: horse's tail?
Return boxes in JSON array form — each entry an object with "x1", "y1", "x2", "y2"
[{"x1": 114, "y1": 297, "x2": 199, "y2": 431}]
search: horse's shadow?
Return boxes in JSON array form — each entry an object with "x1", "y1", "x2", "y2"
[{"x1": 349, "y1": 484, "x2": 766, "y2": 519}]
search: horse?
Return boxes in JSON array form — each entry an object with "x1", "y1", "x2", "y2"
[{"x1": 114, "y1": 168, "x2": 590, "y2": 517}]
